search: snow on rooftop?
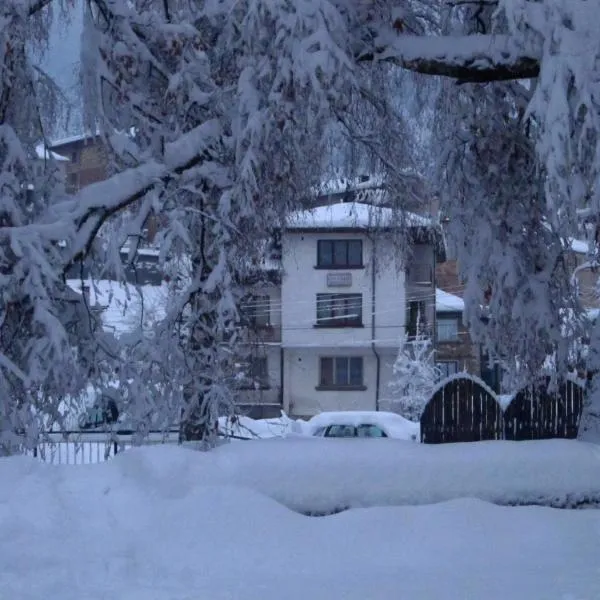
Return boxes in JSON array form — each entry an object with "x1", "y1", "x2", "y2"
[
  {"x1": 35, "y1": 143, "x2": 69, "y2": 162},
  {"x1": 436, "y1": 288, "x2": 464, "y2": 313},
  {"x1": 67, "y1": 279, "x2": 167, "y2": 335},
  {"x1": 287, "y1": 201, "x2": 430, "y2": 230},
  {"x1": 50, "y1": 130, "x2": 101, "y2": 148}
]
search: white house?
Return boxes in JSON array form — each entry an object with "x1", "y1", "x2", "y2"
[{"x1": 268, "y1": 201, "x2": 437, "y2": 418}]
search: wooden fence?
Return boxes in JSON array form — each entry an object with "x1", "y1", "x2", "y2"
[
  {"x1": 504, "y1": 377, "x2": 584, "y2": 440},
  {"x1": 420, "y1": 376, "x2": 585, "y2": 444},
  {"x1": 420, "y1": 376, "x2": 503, "y2": 443}
]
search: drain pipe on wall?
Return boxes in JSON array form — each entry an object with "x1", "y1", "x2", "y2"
[{"x1": 371, "y1": 237, "x2": 381, "y2": 411}]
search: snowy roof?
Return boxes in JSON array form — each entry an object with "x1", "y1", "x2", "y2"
[
  {"x1": 286, "y1": 201, "x2": 430, "y2": 230},
  {"x1": 67, "y1": 279, "x2": 167, "y2": 335},
  {"x1": 50, "y1": 131, "x2": 100, "y2": 148},
  {"x1": 35, "y1": 143, "x2": 69, "y2": 162},
  {"x1": 436, "y1": 288, "x2": 464, "y2": 313}
]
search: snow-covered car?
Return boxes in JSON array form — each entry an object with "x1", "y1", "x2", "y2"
[{"x1": 308, "y1": 411, "x2": 419, "y2": 441}]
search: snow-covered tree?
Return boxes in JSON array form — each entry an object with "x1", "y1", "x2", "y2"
[
  {"x1": 388, "y1": 326, "x2": 440, "y2": 422},
  {"x1": 3, "y1": 0, "x2": 600, "y2": 447},
  {"x1": 0, "y1": 1, "x2": 94, "y2": 454}
]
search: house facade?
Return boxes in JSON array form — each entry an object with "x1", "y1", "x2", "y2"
[
  {"x1": 235, "y1": 201, "x2": 438, "y2": 419},
  {"x1": 49, "y1": 133, "x2": 108, "y2": 194}
]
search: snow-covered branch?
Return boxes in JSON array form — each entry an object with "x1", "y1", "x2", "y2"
[{"x1": 364, "y1": 33, "x2": 541, "y2": 82}]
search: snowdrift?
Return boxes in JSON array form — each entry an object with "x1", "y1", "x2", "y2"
[
  {"x1": 2, "y1": 441, "x2": 600, "y2": 599},
  {"x1": 8, "y1": 437, "x2": 600, "y2": 514}
]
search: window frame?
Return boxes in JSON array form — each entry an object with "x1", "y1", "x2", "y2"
[
  {"x1": 436, "y1": 316, "x2": 460, "y2": 342},
  {"x1": 316, "y1": 239, "x2": 363, "y2": 269},
  {"x1": 316, "y1": 293, "x2": 363, "y2": 328},
  {"x1": 317, "y1": 356, "x2": 366, "y2": 390},
  {"x1": 435, "y1": 360, "x2": 458, "y2": 381}
]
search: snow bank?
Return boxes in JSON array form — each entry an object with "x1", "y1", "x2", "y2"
[
  {"x1": 2, "y1": 444, "x2": 600, "y2": 599},
  {"x1": 218, "y1": 413, "x2": 310, "y2": 439},
  {"x1": 22, "y1": 438, "x2": 600, "y2": 512},
  {"x1": 198, "y1": 438, "x2": 600, "y2": 513}
]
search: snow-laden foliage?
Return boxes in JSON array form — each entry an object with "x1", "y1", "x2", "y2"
[
  {"x1": 4, "y1": 0, "x2": 600, "y2": 446},
  {"x1": 388, "y1": 328, "x2": 439, "y2": 422},
  {"x1": 500, "y1": 0, "x2": 600, "y2": 230},
  {"x1": 0, "y1": 1, "x2": 91, "y2": 454},
  {"x1": 433, "y1": 2, "x2": 587, "y2": 386}
]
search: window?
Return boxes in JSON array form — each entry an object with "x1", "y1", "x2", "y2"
[
  {"x1": 407, "y1": 300, "x2": 427, "y2": 338},
  {"x1": 243, "y1": 295, "x2": 271, "y2": 328},
  {"x1": 436, "y1": 361, "x2": 458, "y2": 380},
  {"x1": 239, "y1": 356, "x2": 270, "y2": 389},
  {"x1": 326, "y1": 424, "x2": 356, "y2": 438},
  {"x1": 356, "y1": 424, "x2": 387, "y2": 438},
  {"x1": 319, "y1": 356, "x2": 364, "y2": 389},
  {"x1": 316, "y1": 293, "x2": 362, "y2": 327},
  {"x1": 437, "y1": 317, "x2": 459, "y2": 342},
  {"x1": 317, "y1": 239, "x2": 363, "y2": 268}
]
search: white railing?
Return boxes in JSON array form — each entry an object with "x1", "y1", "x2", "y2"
[{"x1": 31, "y1": 430, "x2": 180, "y2": 465}]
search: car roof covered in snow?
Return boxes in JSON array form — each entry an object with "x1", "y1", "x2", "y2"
[{"x1": 308, "y1": 411, "x2": 418, "y2": 441}]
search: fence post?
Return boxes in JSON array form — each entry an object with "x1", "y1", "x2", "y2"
[
  {"x1": 113, "y1": 441, "x2": 119, "y2": 456},
  {"x1": 33, "y1": 446, "x2": 38, "y2": 458}
]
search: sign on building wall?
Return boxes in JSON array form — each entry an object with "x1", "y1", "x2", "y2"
[{"x1": 326, "y1": 272, "x2": 352, "y2": 287}]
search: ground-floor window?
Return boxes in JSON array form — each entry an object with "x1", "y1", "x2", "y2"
[{"x1": 318, "y1": 356, "x2": 364, "y2": 389}]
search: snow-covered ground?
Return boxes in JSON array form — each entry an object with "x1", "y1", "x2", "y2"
[
  {"x1": 2, "y1": 442, "x2": 600, "y2": 599},
  {"x1": 218, "y1": 413, "x2": 310, "y2": 439}
]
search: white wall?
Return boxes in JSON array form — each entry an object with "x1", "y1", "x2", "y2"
[
  {"x1": 281, "y1": 232, "x2": 406, "y2": 350},
  {"x1": 283, "y1": 348, "x2": 400, "y2": 418}
]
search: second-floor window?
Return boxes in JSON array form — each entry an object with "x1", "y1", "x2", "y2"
[
  {"x1": 437, "y1": 317, "x2": 459, "y2": 342},
  {"x1": 317, "y1": 239, "x2": 363, "y2": 268},
  {"x1": 316, "y1": 293, "x2": 362, "y2": 327}
]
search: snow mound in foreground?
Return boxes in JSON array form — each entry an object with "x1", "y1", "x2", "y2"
[
  {"x1": 2, "y1": 444, "x2": 600, "y2": 600},
  {"x1": 7, "y1": 437, "x2": 600, "y2": 514}
]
